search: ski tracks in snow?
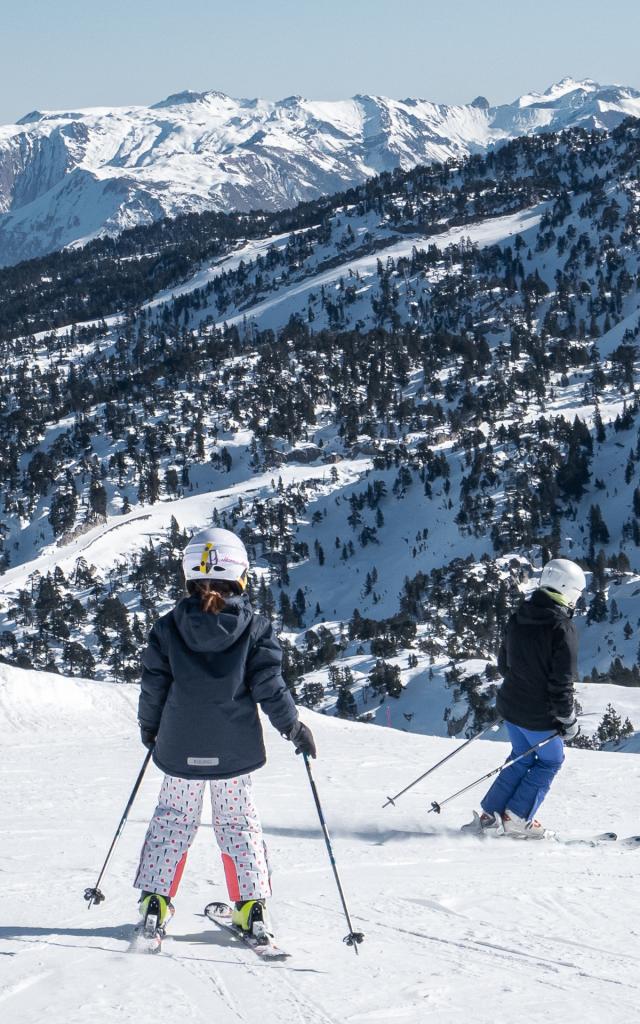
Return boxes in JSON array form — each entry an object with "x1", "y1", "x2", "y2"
[
  {"x1": 160, "y1": 925, "x2": 340, "y2": 1024},
  {"x1": 349, "y1": 900, "x2": 640, "y2": 1021},
  {"x1": 0, "y1": 970, "x2": 54, "y2": 1006}
]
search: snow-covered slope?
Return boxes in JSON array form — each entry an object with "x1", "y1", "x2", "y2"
[
  {"x1": 1, "y1": 664, "x2": 639, "y2": 1024},
  {"x1": 1, "y1": 77, "x2": 639, "y2": 265},
  {"x1": 4, "y1": 123, "x2": 640, "y2": 745},
  {"x1": 141, "y1": 204, "x2": 547, "y2": 338}
]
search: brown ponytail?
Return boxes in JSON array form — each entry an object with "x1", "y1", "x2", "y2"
[
  {"x1": 187, "y1": 579, "x2": 235, "y2": 614},
  {"x1": 200, "y1": 587, "x2": 227, "y2": 614}
]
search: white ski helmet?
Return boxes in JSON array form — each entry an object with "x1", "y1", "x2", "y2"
[
  {"x1": 182, "y1": 528, "x2": 249, "y2": 590},
  {"x1": 539, "y1": 558, "x2": 586, "y2": 608}
]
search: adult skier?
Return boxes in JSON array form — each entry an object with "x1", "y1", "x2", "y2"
[
  {"x1": 133, "y1": 527, "x2": 316, "y2": 945},
  {"x1": 464, "y1": 558, "x2": 586, "y2": 839}
]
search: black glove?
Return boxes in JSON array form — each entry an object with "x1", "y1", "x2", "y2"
[
  {"x1": 556, "y1": 716, "x2": 580, "y2": 742},
  {"x1": 139, "y1": 725, "x2": 156, "y2": 750},
  {"x1": 287, "y1": 719, "x2": 317, "y2": 758}
]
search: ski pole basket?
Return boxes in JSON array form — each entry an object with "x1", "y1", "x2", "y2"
[{"x1": 83, "y1": 887, "x2": 106, "y2": 906}]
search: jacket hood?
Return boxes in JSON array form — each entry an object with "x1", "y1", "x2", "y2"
[
  {"x1": 172, "y1": 594, "x2": 253, "y2": 653},
  {"x1": 515, "y1": 588, "x2": 570, "y2": 627}
]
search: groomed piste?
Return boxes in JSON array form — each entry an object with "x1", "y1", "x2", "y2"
[{"x1": 1, "y1": 663, "x2": 639, "y2": 1024}]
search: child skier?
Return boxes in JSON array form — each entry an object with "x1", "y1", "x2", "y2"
[
  {"x1": 133, "y1": 527, "x2": 316, "y2": 945},
  {"x1": 464, "y1": 558, "x2": 586, "y2": 839}
]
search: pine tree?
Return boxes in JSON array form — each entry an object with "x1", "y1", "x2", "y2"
[
  {"x1": 301, "y1": 681, "x2": 324, "y2": 707},
  {"x1": 596, "y1": 704, "x2": 632, "y2": 745},
  {"x1": 293, "y1": 588, "x2": 306, "y2": 625},
  {"x1": 369, "y1": 660, "x2": 402, "y2": 698},
  {"x1": 335, "y1": 685, "x2": 356, "y2": 719},
  {"x1": 556, "y1": 442, "x2": 591, "y2": 500},
  {"x1": 587, "y1": 590, "x2": 608, "y2": 624},
  {"x1": 89, "y1": 480, "x2": 108, "y2": 517}
]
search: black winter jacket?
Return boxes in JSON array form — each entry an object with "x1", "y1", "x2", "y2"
[
  {"x1": 138, "y1": 594, "x2": 299, "y2": 780},
  {"x1": 496, "y1": 589, "x2": 578, "y2": 731}
]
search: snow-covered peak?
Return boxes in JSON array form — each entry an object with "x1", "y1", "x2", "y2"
[
  {"x1": 517, "y1": 77, "x2": 624, "y2": 109},
  {"x1": 151, "y1": 89, "x2": 230, "y2": 108},
  {"x1": 543, "y1": 75, "x2": 599, "y2": 97},
  {"x1": 515, "y1": 77, "x2": 595, "y2": 107},
  {"x1": 15, "y1": 109, "x2": 46, "y2": 125}
]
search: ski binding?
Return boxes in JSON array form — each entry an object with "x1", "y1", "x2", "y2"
[
  {"x1": 129, "y1": 894, "x2": 171, "y2": 954},
  {"x1": 204, "y1": 901, "x2": 290, "y2": 960}
]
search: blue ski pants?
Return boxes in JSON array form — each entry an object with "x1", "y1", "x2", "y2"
[{"x1": 481, "y1": 722, "x2": 565, "y2": 822}]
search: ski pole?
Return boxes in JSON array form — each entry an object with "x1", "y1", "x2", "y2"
[
  {"x1": 428, "y1": 732, "x2": 560, "y2": 815},
  {"x1": 383, "y1": 718, "x2": 502, "y2": 808},
  {"x1": 303, "y1": 754, "x2": 364, "y2": 954},
  {"x1": 84, "y1": 748, "x2": 153, "y2": 909}
]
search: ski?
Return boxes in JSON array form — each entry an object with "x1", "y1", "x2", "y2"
[
  {"x1": 464, "y1": 825, "x2": 640, "y2": 848},
  {"x1": 128, "y1": 920, "x2": 165, "y2": 954},
  {"x1": 552, "y1": 831, "x2": 618, "y2": 847},
  {"x1": 555, "y1": 833, "x2": 640, "y2": 848},
  {"x1": 204, "y1": 901, "x2": 290, "y2": 960}
]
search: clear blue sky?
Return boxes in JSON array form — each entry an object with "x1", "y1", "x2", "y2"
[{"x1": 2, "y1": 0, "x2": 639, "y2": 124}]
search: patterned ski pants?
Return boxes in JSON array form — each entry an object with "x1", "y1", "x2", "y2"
[{"x1": 134, "y1": 774, "x2": 271, "y2": 901}]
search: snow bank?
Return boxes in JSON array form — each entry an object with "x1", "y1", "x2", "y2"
[{"x1": 0, "y1": 662, "x2": 137, "y2": 742}]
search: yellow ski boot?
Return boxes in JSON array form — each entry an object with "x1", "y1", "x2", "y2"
[
  {"x1": 136, "y1": 892, "x2": 175, "y2": 951},
  {"x1": 231, "y1": 899, "x2": 269, "y2": 940}
]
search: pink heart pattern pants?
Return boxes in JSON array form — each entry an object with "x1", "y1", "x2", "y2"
[{"x1": 134, "y1": 773, "x2": 271, "y2": 901}]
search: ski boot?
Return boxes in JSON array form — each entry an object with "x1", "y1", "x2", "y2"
[
  {"x1": 205, "y1": 900, "x2": 289, "y2": 959},
  {"x1": 231, "y1": 899, "x2": 271, "y2": 943},
  {"x1": 461, "y1": 810, "x2": 503, "y2": 835},
  {"x1": 134, "y1": 892, "x2": 175, "y2": 952},
  {"x1": 502, "y1": 811, "x2": 547, "y2": 840}
]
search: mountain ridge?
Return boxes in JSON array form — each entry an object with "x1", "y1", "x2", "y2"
[{"x1": 1, "y1": 77, "x2": 639, "y2": 266}]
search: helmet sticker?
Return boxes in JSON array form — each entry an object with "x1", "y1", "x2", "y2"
[{"x1": 199, "y1": 541, "x2": 215, "y2": 574}]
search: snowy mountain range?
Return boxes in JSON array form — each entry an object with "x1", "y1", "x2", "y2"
[{"x1": 1, "y1": 77, "x2": 640, "y2": 265}]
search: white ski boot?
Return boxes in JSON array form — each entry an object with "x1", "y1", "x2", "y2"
[
  {"x1": 502, "y1": 811, "x2": 547, "y2": 840},
  {"x1": 461, "y1": 810, "x2": 503, "y2": 835}
]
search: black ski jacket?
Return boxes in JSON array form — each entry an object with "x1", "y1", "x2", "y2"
[
  {"x1": 138, "y1": 594, "x2": 298, "y2": 779},
  {"x1": 496, "y1": 589, "x2": 578, "y2": 731}
]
